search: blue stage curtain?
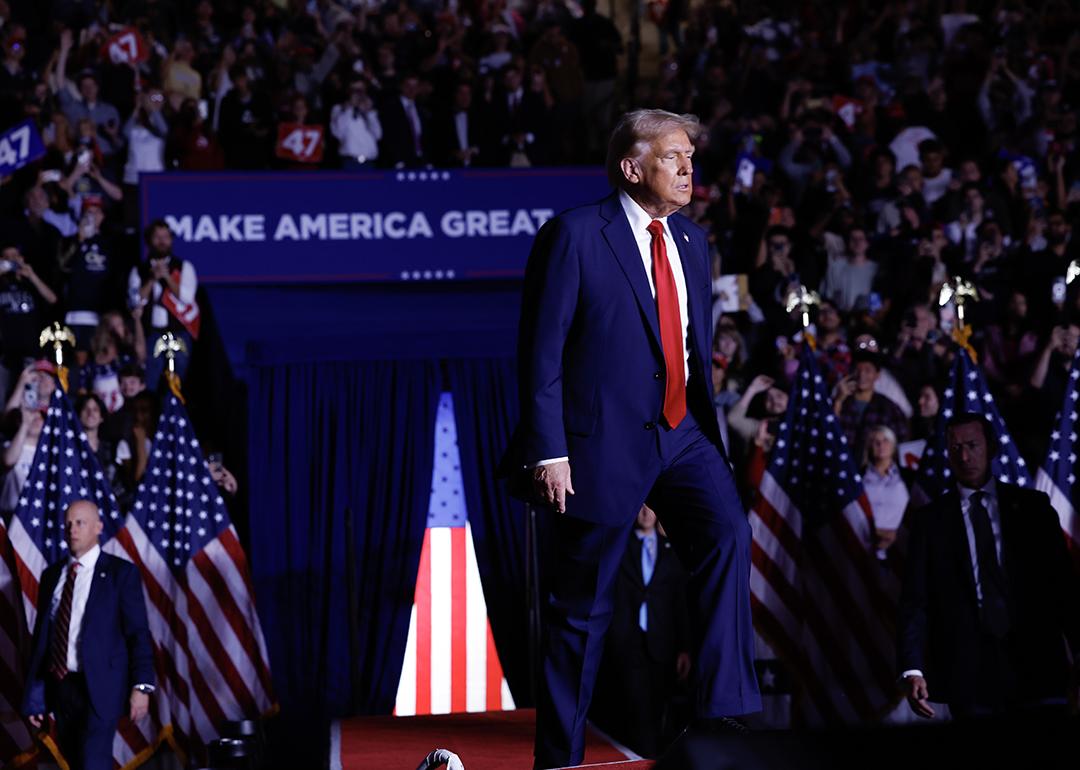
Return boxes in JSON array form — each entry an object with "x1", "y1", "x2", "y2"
[
  {"x1": 249, "y1": 360, "x2": 438, "y2": 725},
  {"x1": 446, "y1": 358, "x2": 531, "y2": 705}
]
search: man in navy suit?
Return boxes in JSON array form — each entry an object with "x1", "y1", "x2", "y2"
[
  {"x1": 23, "y1": 500, "x2": 155, "y2": 770},
  {"x1": 502, "y1": 109, "x2": 760, "y2": 768}
]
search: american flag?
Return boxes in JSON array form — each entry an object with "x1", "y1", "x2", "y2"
[
  {"x1": 394, "y1": 393, "x2": 514, "y2": 715},
  {"x1": 1034, "y1": 345, "x2": 1080, "y2": 569},
  {"x1": 748, "y1": 345, "x2": 900, "y2": 724},
  {"x1": 912, "y1": 348, "x2": 1031, "y2": 505},
  {"x1": 0, "y1": 387, "x2": 160, "y2": 769},
  {"x1": 110, "y1": 392, "x2": 275, "y2": 763}
]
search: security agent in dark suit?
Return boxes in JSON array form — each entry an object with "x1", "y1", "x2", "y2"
[
  {"x1": 591, "y1": 504, "x2": 691, "y2": 758},
  {"x1": 23, "y1": 500, "x2": 155, "y2": 770},
  {"x1": 898, "y1": 413, "x2": 1080, "y2": 719}
]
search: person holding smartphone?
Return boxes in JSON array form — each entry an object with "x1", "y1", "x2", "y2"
[
  {"x1": 127, "y1": 221, "x2": 200, "y2": 390},
  {"x1": 0, "y1": 244, "x2": 58, "y2": 398}
]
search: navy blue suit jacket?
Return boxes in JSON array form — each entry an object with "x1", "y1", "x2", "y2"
[
  {"x1": 501, "y1": 191, "x2": 728, "y2": 525},
  {"x1": 23, "y1": 551, "x2": 155, "y2": 720}
]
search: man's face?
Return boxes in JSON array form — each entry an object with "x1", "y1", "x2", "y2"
[
  {"x1": 150, "y1": 226, "x2": 173, "y2": 255},
  {"x1": 454, "y1": 84, "x2": 471, "y2": 111},
  {"x1": 947, "y1": 422, "x2": 991, "y2": 488},
  {"x1": 65, "y1": 502, "x2": 103, "y2": 558},
  {"x1": 635, "y1": 504, "x2": 657, "y2": 531},
  {"x1": 400, "y1": 77, "x2": 419, "y2": 100},
  {"x1": 120, "y1": 375, "x2": 145, "y2": 399},
  {"x1": 917, "y1": 385, "x2": 939, "y2": 418},
  {"x1": 79, "y1": 76, "x2": 98, "y2": 104},
  {"x1": 921, "y1": 150, "x2": 944, "y2": 176},
  {"x1": 1047, "y1": 214, "x2": 1070, "y2": 244},
  {"x1": 848, "y1": 229, "x2": 868, "y2": 256},
  {"x1": 1061, "y1": 325, "x2": 1080, "y2": 357},
  {"x1": 817, "y1": 303, "x2": 840, "y2": 332},
  {"x1": 26, "y1": 185, "x2": 47, "y2": 215},
  {"x1": 1008, "y1": 292, "x2": 1027, "y2": 319},
  {"x1": 625, "y1": 128, "x2": 694, "y2": 216},
  {"x1": 854, "y1": 361, "x2": 878, "y2": 392}
]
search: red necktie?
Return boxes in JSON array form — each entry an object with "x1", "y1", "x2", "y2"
[
  {"x1": 49, "y1": 560, "x2": 80, "y2": 680},
  {"x1": 647, "y1": 220, "x2": 687, "y2": 428}
]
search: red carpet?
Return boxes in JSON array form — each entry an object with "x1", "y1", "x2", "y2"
[{"x1": 332, "y1": 708, "x2": 654, "y2": 769}]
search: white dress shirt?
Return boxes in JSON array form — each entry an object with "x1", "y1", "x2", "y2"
[
  {"x1": 957, "y1": 479, "x2": 1003, "y2": 604},
  {"x1": 530, "y1": 191, "x2": 694, "y2": 468},
  {"x1": 401, "y1": 96, "x2": 422, "y2": 149},
  {"x1": 330, "y1": 103, "x2": 382, "y2": 161},
  {"x1": 454, "y1": 111, "x2": 470, "y2": 152},
  {"x1": 50, "y1": 544, "x2": 101, "y2": 672}
]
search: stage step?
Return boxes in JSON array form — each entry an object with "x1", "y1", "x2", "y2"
[{"x1": 331, "y1": 709, "x2": 645, "y2": 770}]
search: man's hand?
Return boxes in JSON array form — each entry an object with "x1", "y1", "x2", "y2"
[
  {"x1": 533, "y1": 461, "x2": 574, "y2": 514},
  {"x1": 28, "y1": 713, "x2": 45, "y2": 729},
  {"x1": 129, "y1": 689, "x2": 149, "y2": 722},
  {"x1": 903, "y1": 675, "x2": 935, "y2": 718}
]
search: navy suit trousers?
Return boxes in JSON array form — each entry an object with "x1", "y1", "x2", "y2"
[{"x1": 534, "y1": 411, "x2": 761, "y2": 768}]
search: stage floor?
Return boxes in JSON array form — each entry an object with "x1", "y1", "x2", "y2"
[{"x1": 330, "y1": 708, "x2": 653, "y2": 770}]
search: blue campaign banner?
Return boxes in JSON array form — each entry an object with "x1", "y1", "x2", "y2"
[
  {"x1": 139, "y1": 168, "x2": 611, "y2": 284},
  {"x1": 0, "y1": 119, "x2": 46, "y2": 176}
]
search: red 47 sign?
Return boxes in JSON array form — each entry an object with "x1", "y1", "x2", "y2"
[
  {"x1": 275, "y1": 123, "x2": 325, "y2": 163},
  {"x1": 103, "y1": 27, "x2": 149, "y2": 65}
]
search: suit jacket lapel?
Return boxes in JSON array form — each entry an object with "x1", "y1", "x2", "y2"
[
  {"x1": 83, "y1": 554, "x2": 109, "y2": 633},
  {"x1": 623, "y1": 536, "x2": 645, "y2": 590},
  {"x1": 599, "y1": 193, "x2": 662, "y2": 348},
  {"x1": 995, "y1": 485, "x2": 1019, "y2": 580},
  {"x1": 668, "y1": 217, "x2": 707, "y2": 365}
]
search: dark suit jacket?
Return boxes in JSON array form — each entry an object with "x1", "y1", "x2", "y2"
[
  {"x1": 897, "y1": 484, "x2": 1080, "y2": 709},
  {"x1": 378, "y1": 95, "x2": 429, "y2": 167},
  {"x1": 606, "y1": 533, "x2": 690, "y2": 666},
  {"x1": 499, "y1": 191, "x2": 728, "y2": 525},
  {"x1": 487, "y1": 88, "x2": 551, "y2": 165},
  {"x1": 432, "y1": 108, "x2": 491, "y2": 168},
  {"x1": 23, "y1": 551, "x2": 155, "y2": 720}
]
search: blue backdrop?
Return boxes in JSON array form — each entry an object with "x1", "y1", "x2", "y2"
[{"x1": 140, "y1": 168, "x2": 608, "y2": 284}]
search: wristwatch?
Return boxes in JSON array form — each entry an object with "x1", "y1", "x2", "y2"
[{"x1": 133, "y1": 684, "x2": 155, "y2": 694}]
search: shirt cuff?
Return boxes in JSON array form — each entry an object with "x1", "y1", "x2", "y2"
[
  {"x1": 133, "y1": 683, "x2": 155, "y2": 694},
  {"x1": 525, "y1": 457, "x2": 568, "y2": 469},
  {"x1": 900, "y1": 669, "x2": 923, "y2": 680}
]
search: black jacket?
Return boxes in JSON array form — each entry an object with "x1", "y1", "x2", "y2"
[{"x1": 897, "y1": 483, "x2": 1080, "y2": 709}]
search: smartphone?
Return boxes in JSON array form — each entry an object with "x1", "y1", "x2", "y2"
[
  {"x1": 736, "y1": 157, "x2": 755, "y2": 190},
  {"x1": 0, "y1": 259, "x2": 15, "y2": 273},
  {"x1": 207, "y1": 452, "x2": 223, "y2": 470},
  {"x1": 1052, "y1": 277, "x2": 1067, "y2": 305},
  {"x1": 23, "y1": 380, "x2": 39, "y2": 410},
  {"x1": 77, "y1": 148, "x2": 92, "y2": 167},
  {"x1": 197, "y1": 99, "x2": 209, "y2": 121}
]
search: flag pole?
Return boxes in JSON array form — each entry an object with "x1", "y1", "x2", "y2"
[
  {"x1": 153, "y1": 332, "x2": 187, "y2": 403},
  {"x1": 38, "y1": 322, "x2": 75, "y2": 392},
  {"x1": 785, "y1": 284, "x2": 821, "y2": 350}
]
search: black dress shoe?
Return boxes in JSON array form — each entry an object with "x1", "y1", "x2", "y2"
[{"x1": 690, "y1": 715, "x2": 750, "y2": 735}]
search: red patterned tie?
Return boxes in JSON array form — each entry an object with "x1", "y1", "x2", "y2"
[
  {"x1": 647, "y1": 220, "x2": 687, "y2": 428},
  {"x1": 49, "y1": 560, "x2": 80, "y2": 680}
]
